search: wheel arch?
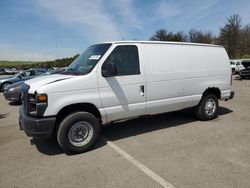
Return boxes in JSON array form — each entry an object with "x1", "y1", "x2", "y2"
[
  {"x1": 0, "y1": 81, "x2": 12, "y2": 90},
  {"x1": 203, "y1": 87, "x2": 221, "y2": 99},
  {"x1": 56, "y1": 103, "x2": 103, "y2": 126}
]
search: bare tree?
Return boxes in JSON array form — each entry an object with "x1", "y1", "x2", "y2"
[
  {"x1": 172, "y1": 32, "x2": 188, "y2": 42},
  {"x1": 241, "y1": 24, "x2": 250, "y2": 57},
  {"x1": 188, "y1": 29, "x2": 214, "y2": 44},
  {"x1": 150, "y1": 29, "x2": 174, "y2": 41},
  {"x1": 150, "y1": 29, "x2": 187, "y2": 42},
  {"x1": 219, "y1": 14, "x2": 242, "y2": 58},
  {"x1": 150, "y1": 14, "x2": 250, "y2": 58}
]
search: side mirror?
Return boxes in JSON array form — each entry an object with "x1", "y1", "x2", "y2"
[{"x1": 102, "y1": 63, "x2": 117, "y2": 77}]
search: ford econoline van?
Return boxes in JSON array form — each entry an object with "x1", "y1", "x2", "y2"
[{"x1": 19, "y1": 41, "x2": 234, "y2": 153}]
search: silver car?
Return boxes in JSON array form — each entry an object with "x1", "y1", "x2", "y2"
[{"x1": 0, "y1": 69, "x2": 47, "y2": 91}]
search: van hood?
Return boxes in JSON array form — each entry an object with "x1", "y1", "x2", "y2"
[{"x1": 25, "y1": 74, "x2": 75, "y2": 94}]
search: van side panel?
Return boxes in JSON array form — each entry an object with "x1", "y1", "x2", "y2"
[{"x1": 144, "y1": 43, "x2": 231, "y2": 115}]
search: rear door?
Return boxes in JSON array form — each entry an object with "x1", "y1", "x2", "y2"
[{"x1": 97, "y1": 44, "x2": 146, "y2": 122}]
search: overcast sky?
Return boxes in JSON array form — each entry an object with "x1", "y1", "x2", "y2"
[{"x1": 0, "y1": 0, "x2": 250, "y2": 61}]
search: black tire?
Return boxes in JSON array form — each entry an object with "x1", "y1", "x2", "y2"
[
  {"x1": 57, "y1": 112, "x2": 100, "y2": 153},
  {"x1": 194, "y1": 92, "x2": 218, "y2": 121},
  {"x1": 18, "y1": 94, "x2": 22, "y2": 104},
  {"x1": 240, "y1": 76, "x2": 245, "y2": 80}
]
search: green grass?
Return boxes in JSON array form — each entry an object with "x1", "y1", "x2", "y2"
[{"x1": 0, "y1": 61, "x2": 43, "y2": 67}]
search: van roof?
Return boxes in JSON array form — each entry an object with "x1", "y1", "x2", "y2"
[{"x1": 103, "y1": 41, "x2": 223, "y2": 48}]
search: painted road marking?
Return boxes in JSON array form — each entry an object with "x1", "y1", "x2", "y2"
[{"x1": 104, "y1": 138, "x2": 175, "y2": 188}]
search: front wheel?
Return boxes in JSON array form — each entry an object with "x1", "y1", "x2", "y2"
[
  {"x1": 1, "y1": 82, "x2": 11, "y2": 91},
  {"x1": 57, "y1": 112, "x2": 100, "y2": 153},
  {"x1": 194, "y1": 93, "x2": 218, "y2": 121}
]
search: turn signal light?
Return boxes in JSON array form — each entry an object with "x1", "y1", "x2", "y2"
[{"x1": 37, "y1": 94, "x2": 47, "y2": 103}]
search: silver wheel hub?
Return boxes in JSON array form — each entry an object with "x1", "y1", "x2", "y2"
[
  {"x1": 68, "y1": 121, "x2": 93, "y2": 147},
  {"x1": 205, "y1": 98, "x2": 216, "y2": 116},
  {"x1": 3, "y1": 83, "x2": 9, "y2": 89}
]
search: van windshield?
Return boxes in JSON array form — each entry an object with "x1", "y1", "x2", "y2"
[{"x1": 63, "y1": 43, "x2": 112, "y2": 75}]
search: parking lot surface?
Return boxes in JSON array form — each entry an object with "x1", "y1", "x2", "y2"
[{"x1": 0, "y1": 76, "x2": 250, "y2": 188}]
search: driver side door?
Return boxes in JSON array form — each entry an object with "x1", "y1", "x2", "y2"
[{"x1": 97, "y1": 44, "x2": 146, "y2": 122}]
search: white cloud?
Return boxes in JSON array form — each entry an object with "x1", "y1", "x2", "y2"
[
  {"x1": 35, "y1": 0, "x2": 121, "y2": 42},
  {"x1": 155, "y1": 1, "x2": 181, "y2": 19},
  {"x1": 152, "y1": 0, "x2": 219, "y2": 23},
  {"x1": 112, "y1": 0, "x2": 143, "y2": 30},
  {"x1": 34, "y1": 0, "x2": 143, "y2": 42}
]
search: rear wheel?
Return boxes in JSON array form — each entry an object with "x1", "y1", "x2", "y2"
[
  {"x1": 240, "y1": 76, "x2": 245, "y2": 80},
  {"x1": 194, "y1": 92, "x2": 218, "y2": 121},
  {"x1": 57, "y1": 112, "x2": 100, "y2": 153}
]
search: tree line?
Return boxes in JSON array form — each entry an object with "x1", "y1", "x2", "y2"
[
  {"x1": 150, "y1": 14, "x2": 250, "y2": 59},
  {"x1": 18, "y1": 54, "x2": 80, "y2": 69}
]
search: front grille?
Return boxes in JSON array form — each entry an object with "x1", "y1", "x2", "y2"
[
  {"x1": 21, "y1": 83, "x2": 47, "y2": 117},
  {"x1": 240, "y1": 69, "x2": 250, "y2": 75},
  {"x1": 28, "y1": 94, "x2": 36, "y2": 112}
]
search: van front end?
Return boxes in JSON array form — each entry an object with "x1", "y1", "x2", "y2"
[{"x1": 19, "y1": 83, "x2": 56, "y2": 139}]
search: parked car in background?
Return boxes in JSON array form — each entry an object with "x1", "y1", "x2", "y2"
[
  {"x1": 3, "y1": 68, "x2": 65, "y2": 103},
  {"x1": 235, "y1": 61, "x2": 245, "y2": 73},
  {"x1": 3, "y1": 81, "x2": 23, "y2": 103},
  {"x1": 230, "y1": 59, "x2": 250, "y2": 74},
  {"x1": 0, "y1": 69, "x2": 47, "y2": 91},
  {"x1": 0, "y1": 68, "x2": 6, "y2": 75},
  {"x1": 239, "y1": 60, "x2": 250, "y2": 79},
  {"x1": 230, "y1": 61, "x2": 237, "y2": 74}
]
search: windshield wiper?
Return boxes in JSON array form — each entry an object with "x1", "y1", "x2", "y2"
[{"x1": 61, "y1": 68, "x2": 85, "y2": 75}]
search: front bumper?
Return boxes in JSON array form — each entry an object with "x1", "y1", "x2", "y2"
[
  {"x1": 19, "y1": 107, "x2": 56, "y2": 139},
  {"x1": 239, "y1": 69, "x2": 250, "y2": 77}
]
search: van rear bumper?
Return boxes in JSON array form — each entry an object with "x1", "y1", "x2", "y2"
[
  {"x1": 19, "y1": 107, "x2": 56, "y2": 139},
  {"x1": 220, "y1": 90, "x2": 234, "y2": 101},
  {"x1": 229, "y1": 91, "x2": 234, "y2": 99}
]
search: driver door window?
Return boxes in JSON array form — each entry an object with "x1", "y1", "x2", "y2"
[{"x1": 103, "y1": 45, "x2": 140, "y2": 76}]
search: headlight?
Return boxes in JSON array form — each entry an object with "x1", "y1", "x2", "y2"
[
  {"x1": 9, "y1": 86, "x2": 21, "y2": 92},
  {"x1": 9, "y1": 88, "x2": 15, "y2": 92}
]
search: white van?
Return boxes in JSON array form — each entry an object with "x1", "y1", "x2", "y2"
[
  {"x1": 19, "y1": 41, "x2": 234, "y2": 153},
  {"x1": 230, "y1": 59, "x2": 250, "y2": 73},
  {"x1": 235, "y1": 61, "x2": 245, "y2": 73}
]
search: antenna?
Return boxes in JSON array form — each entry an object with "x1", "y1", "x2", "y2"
[{"x1": 56, "y1": 39, "x2": 58, "y2": 59}]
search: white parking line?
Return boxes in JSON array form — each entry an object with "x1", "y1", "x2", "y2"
[{"x1": 104, "y1": 138, "x2": 175, "y2": 188}]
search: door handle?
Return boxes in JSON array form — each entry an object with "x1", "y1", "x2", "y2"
[{"x1": 140, "y1": 85, "x2": 144, "y2": 96}]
